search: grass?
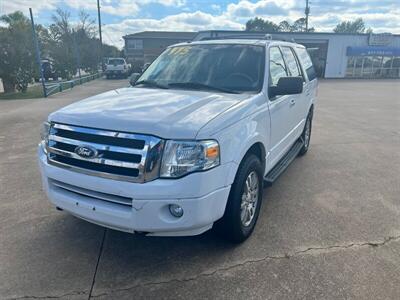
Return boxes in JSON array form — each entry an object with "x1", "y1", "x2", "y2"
[
  {"x1": 0, "y1": 85, "x2": 44, "y2": 100},
  {"x1": 0, "y1": 73, "x2": 102, "y2": 100}
]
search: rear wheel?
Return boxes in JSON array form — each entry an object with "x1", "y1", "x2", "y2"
[{"x1": 215, "y1": 154, "x2": 263, "y2": 243}]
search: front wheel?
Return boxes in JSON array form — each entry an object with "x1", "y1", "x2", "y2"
[{"x1": 215, "y1": 154, "x2": 263, "y2": 243}]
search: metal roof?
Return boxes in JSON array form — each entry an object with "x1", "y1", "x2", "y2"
[
  {"x1": 123, "y1": 31, "x2": 196, "y2": 40},
  {"x1": 170, "y1": 38, "x2": 303, "y2": 48},
  {"x1": 194, "y1": 30, "x2": 400, "y2": 37}
]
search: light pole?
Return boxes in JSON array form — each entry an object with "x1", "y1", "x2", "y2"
[{"x1": 97, "y1": 0, "x2": 103, "y2": 70}]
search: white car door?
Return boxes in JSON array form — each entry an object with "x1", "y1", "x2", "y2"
[
  {"x1": 280, "y1": 46, "x2": 307, "y2": 139},
  {"x1": 267, "y1": 46, "x2": 299, "y2": 168},
  {"x1": 295, "y1": 46, "x2": 318, "y2": 116}
]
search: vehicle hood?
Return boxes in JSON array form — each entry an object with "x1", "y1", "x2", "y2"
[{"x1": 49, "y1": 87, "x2": 250, "y2": 139}]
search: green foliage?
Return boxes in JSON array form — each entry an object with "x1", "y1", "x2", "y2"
[
  {"x1": 291, "y1": 18, "x2": 315, "y2": 32},
  {"x1": 0, "y1": 11, "x2": 35, "y2": 93},
  {"x1": 47, "y1": 9, "x2": 76, "y2": 79},
  {"x1": 245, "y1": 17, "x2": 279, "y2": 32},
  {"x1": 47, "y1": 9, "x2": 120, "y2": 76},
  {"x1": 0, "y1": 9, "x2": 122, "y2": 96},
  {"x1": 333, "y1": 18, "x2": 366, "y2": 33},
  {"x1": 246, "y1": 17, "x2": 315, "y2": 33},
  {"x1": 0, "y1": 85, "x2": 43, "y2": 100}
]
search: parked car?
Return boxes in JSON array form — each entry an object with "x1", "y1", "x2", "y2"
[
  {"x1": 105, "y1": 58, "x2": 131, "y2": 79},
  {"x1": 39, "y1": 39, "x2": 317, "y2": 242},
  {"x1": 34, "y1": 59, "x2": 59, "y2": 82}
]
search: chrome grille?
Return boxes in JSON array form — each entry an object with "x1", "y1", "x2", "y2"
[{"x1": 47, "y1": 123, "x2": 164, "y2": 183}]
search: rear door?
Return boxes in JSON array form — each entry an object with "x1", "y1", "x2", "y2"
[
  {"x1": 267, "y1": 46, "x2": 299, "y2": 167},
  {"x1": 295, "y1": 47, "x2": 318, "y2": 116},
  {"x1": 280, "y1": 46, "x2": 307, "y2": 138}
]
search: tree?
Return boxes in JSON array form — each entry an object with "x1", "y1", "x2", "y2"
[
  {"x1": 0, "y1": 8, "x2": 121, "y2": 93},
  {"x1": 278, "y1": 18, "x2": 315, "y2": 32},
  {"x1": 47, "y1": 9, "x2": 76, "y2": 79},
  {"x1": 0, "y1": 11, "x2": 35, "y2": 93},
  {"x1": 47, "y1": 9, "x2": 121, "y2": 76},
  {"x1": 245, "y1": 17, "x2": 279, "y2": 32},
  {"x1": 278, "y1": 20, "x2": 293, "y2": 32},
  {"x1": 292, "y1": 18, "x2": 315, "y2": 32},
  {"x1": 333, "y1": 18, "x2": 366, "y2": 33}
]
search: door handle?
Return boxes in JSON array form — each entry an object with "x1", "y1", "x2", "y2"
[{"x1": 290, "y1": 99, "x2": 296, "y2": 106}]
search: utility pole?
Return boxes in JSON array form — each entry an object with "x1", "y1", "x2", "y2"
[
  {"x1": 97, "y1": 0, "x2": 103, "y2": 69},
  {"x1": 305, "y1": 0, "x2": 310, "y2": 32},
  {"x1": 29, "y1": 8, "x2": 47, "y2": 97}
]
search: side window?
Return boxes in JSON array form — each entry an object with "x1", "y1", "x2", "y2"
[
  {"x1": 281, "y1": 47, "x2": 302, "y2": 78},
  {"x1": 269, "y1": 47, "x2": 288, "y2": 86},
  {"x1": 296, "y1": 47, "x2": 317, "y2": 81}
]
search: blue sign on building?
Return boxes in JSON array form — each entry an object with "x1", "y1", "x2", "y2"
[{"x1": 346, "y1": 46, "x2": 400, "y2": 56}]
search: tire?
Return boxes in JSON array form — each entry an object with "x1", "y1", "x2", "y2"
[
  {"x1": 298, "y1": 110, "x2": 313, "y2": 156},
  {"x1": 215, "y1": 154, "x2": 263, "y2": 243}
]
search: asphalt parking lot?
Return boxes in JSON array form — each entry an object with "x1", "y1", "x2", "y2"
[{"x1": 1, "y1": 78, "x2": 399, "y2": 299}]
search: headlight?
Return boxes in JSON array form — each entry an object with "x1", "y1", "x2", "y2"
[
  {"x1": 40, "y1": 121, "x2": 50, "y2": 142},
  {"x1": 160, "y1": 140, "x2": 220, "y2": 178}
]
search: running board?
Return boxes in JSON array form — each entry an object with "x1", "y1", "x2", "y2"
[{"x1": 264, "y1": 138, "x2": 304, "y2": 186}]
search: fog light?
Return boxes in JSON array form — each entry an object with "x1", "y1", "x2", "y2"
[{"x1": 169, "y1": 204, "x2": 184, "y2": 218}]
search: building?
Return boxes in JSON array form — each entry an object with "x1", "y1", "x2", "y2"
[
  {"x1": 123, "y1": 31, "x2": 196, "y2": 69},
  {"x1": 193, "y1": 30, "x2": 400, "y2": 78}
]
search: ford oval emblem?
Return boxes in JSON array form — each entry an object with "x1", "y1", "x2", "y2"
[{"x1": 74, "y1": 145, "x2": 98, "y2": 159}]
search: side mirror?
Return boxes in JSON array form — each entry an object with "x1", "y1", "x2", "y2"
[
  {"x1": 269, "y1": 76, "x2": 303, "y2": 98},
  {"x1": 129, "y1": 73, "x2": 141, "y2": 86}
]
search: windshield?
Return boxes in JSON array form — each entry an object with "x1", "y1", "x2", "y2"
[
  {"x1": 108, "y1": 59, "x2": 125, "y2": 65},
  {"x1": 137, "y1": 44, "x2": 265, "y2": 93}
]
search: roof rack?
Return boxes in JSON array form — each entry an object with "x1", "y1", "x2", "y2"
[
  {"x1": 200, "y1": 33, "x2": 296, "y2": 43},
  {"x1": 201, "y1": 33, "x2": 271, "y2": 40}
]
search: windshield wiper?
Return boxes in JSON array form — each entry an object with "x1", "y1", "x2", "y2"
[
  {"x1": 134, "y1": 80, "x2": 169, "y2": 89},
  {"x1": 168, "y1": 82, "x2": 239, "y2": 94}
]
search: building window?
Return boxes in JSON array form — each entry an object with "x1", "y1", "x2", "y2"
[
  {"x1": 346, "y1": 55, "x2": 400, "y2": 78},
  {"x1": 127, "y1": 39, "x2": 143, "y2": 50}
]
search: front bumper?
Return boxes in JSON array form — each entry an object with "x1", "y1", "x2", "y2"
[{"x1": 38, "y1": 145, "x2": 234, "y2": 236}]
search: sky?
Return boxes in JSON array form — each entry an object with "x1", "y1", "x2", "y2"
[{"x1": 1, "y1": 0, "x2": 399, "y2": 48}]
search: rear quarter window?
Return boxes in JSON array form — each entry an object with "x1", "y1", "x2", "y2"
[{"x1": 296, "y1": 47, "x2": 316, "y2": 81}]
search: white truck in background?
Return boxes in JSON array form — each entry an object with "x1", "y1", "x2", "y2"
[
  {"x1": 105, "y1": 58, "x2": 131, "y2": 79},
  {"x1": 39, "y1": 39, "x2": 317, "y2": 243}
]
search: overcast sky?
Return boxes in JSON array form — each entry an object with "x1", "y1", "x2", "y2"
[{"x1": 1, "y1": 0, "x2": 399, "y2": 48}]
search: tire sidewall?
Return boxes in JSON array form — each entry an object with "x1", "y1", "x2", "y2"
[{"x1": 225, "y1": 154, "x2": 264, "y2": 241}]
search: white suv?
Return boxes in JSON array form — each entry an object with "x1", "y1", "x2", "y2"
[{"x1": 39, "y1": 39, "x2": 317, "y2": 242}]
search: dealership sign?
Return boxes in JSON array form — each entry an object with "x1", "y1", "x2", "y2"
[
  {"x1": 346, "y1": 46, "x2": 400, "y2": 56},
  {"x1": 368, "y1": 33, "x2": 393, "y2": 46}
]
